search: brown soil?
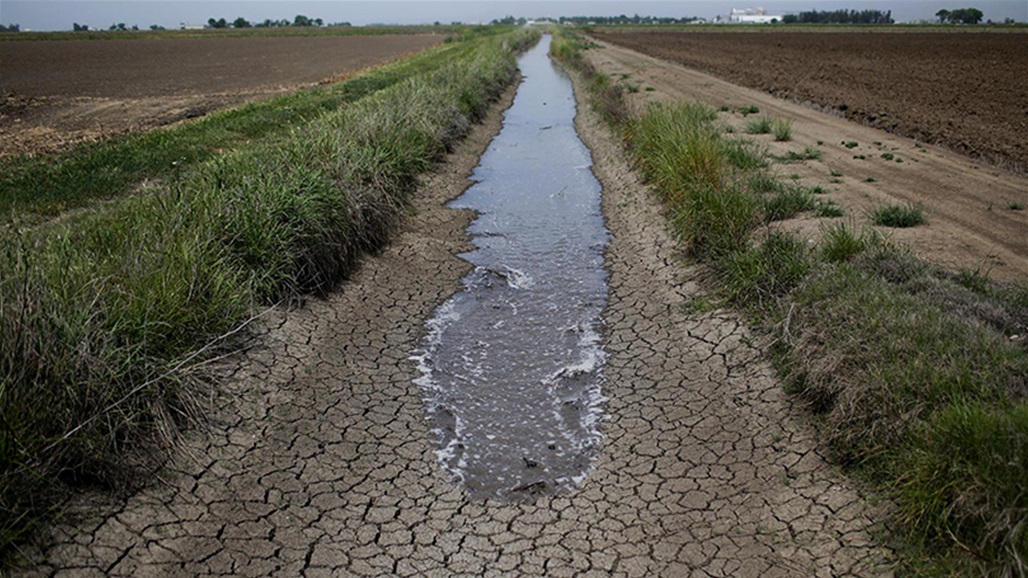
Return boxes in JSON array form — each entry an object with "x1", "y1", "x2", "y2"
[
  {"x1": 582, "y1": 37, "x2": 1028, "y2": 282},
  {"x1": 590, "y1": 29, "x2": 1028, "y2": 174},
  {"x1": 0, "y1": 34, "x2": 442, "y2": 156}
]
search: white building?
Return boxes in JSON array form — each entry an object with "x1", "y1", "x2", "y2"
[{"x1": 726, "y1": 7, "x2": 783, "y2": 23}]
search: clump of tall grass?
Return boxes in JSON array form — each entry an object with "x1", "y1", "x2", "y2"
[
  {"x1": 588, "y1": 73, "x2": 630, "y2": 126},
  {"x1": 771, "y1": 118, "x2": 793, "y2": 142},
  {"x1": 627, "y1": 102, "x2": 728, "y2": 197},
  {"x1": 745, "y1": 116, "x2": 773, "y2": 135},
  {"x1": 871, "y1": 202, "x2": 927, "y2": 227},
  {"x1": 743, "y1": 116, "x2": 792, "y2": 142},
  {"x1": 717, "y1": 232, "x2": 811, "y2": 311},
  {"x1": 763, "y1": 186, "x2": 816, "y2": 221},
  {"x1": 0, "y1": 28, "x2": 539, "y2": 563},
  {"x1": 819, "y1": 222, "x2": 882, "y2": 262}
]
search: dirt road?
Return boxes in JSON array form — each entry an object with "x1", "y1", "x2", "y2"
[
  {"x1": 22, "y1": 58, "x2": 890, "y2": 576},
  {"x1": 584, "y1": 39, "x2": 1028, "y2": 282}
]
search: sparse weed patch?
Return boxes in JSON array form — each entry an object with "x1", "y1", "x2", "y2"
[
  {"x1": 777, "y1": 147, "x2": 822, "y2": 163},
  {"x1": 1008, "y1": 201, "x2": 1025, "y2": 210},
  {"x1": 739, "y1": 105, "x2": 760, "y2": 117}
]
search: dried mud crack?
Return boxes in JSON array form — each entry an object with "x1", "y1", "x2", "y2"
[{"x1": 22, "y1": 64, "x2": 891, "y2": 577}]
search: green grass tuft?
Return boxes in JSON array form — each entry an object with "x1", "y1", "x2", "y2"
[
  {"x1": 771, "y1": 118, "x2": 793, "y2": 142},
  {"x1": 872, "y1": 203, "x2": 927, "y2": 227},
  {"x1": 745, "y1": 116, "x2": 773, "y2": 135},
  {"x1": 819, "y1": 222, "x2": 882, "y2": 262},
  {"x1": 814, "y1": 200, "x2": 844, "y2": 218},
  {"x1": 763, "y1": 186, "x2": 816, "y2": 221},
  {"x1": 717, "y1": 232, "x2": 811, "y2": 311}
]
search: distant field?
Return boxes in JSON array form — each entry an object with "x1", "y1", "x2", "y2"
[
  {"x1": 0, "y1": 33, "x2": 443, "y2": 155},
  {"x1": 590, "y1": 29, "x2": 1028, "y2": 172}
]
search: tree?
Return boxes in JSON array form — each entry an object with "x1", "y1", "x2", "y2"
[
  {"x1": 936, "y1": 9, "x2": 951, "y2": 23},
  {"x1": 950, "y1": 7, "x2": 984, "y2": 24},
  {"x1": 0, "y1": 23, "x2": 20, "y2": 32},
  {"x1": 73, "y1": 22, "x2": 89, "y2": 31},
  {"x1": 207, "y1": 17, "x2": 228, "y2": 28},
  {"x1": 150, "y1": 24, "x2": 165, "y2": 30},
  {"x1": 293, "y1": 14, "x2": 312, "y2": 27},
  {"x1": 233, "y1": 17, "x2": 251, "y2": 28},
  {"x1": 109, "y1": 22, "x2": 127, "y2": 31}
]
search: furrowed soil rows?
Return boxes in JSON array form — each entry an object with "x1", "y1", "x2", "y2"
[
  {"x1": 0, "y1": 34, "x2": 441, "y2": 156},
  {"x1": 590, "y1": 30, "x2": 1028, "y2": 173}
]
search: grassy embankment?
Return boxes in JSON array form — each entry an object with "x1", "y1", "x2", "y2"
[
  {"x1": 0, "y1": 26, "x2": 512, "y2": 225},
  {"x1": 552, "y1": 30, "x2": 1028, "y2": 577},
  {"x1": 0, "y1": 27, "x2": 540, "y2": 564}
]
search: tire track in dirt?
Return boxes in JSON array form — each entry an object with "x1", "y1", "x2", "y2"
[{"x1": 21, "y1": 60, "x2": 891, "y2": 577}]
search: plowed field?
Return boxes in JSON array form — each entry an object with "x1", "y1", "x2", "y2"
[
  {"x1": 0, "y1": 34, "x2": 442, "y2": 156},
  {"x1": 590, "y1": 30, "x2": 1028, "y2": 172}
]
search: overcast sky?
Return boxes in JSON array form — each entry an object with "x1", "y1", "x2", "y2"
[{"x1": 3, "y1": 0, "x2": 1026, "y2": 30}]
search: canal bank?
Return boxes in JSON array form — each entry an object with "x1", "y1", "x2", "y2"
[{"x1": 26, "y1": 38, "x2": 891, "y2": 577}]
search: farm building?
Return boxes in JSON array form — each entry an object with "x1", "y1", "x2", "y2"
[{"x1": 724, "y1": 7, "x2": 783, "y2": 23}]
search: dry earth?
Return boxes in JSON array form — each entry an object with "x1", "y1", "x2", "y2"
[
  {"x1": 20, "y1": 58, "x2": 891, "y2": 576},
  {"x1": 583, "y1": 38, "x2": 1028, "y2": 282},
  {"x1": 0, "y1": 34, "x2": 442, "y2": 157}
]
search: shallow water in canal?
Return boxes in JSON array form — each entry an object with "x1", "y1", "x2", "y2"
[{"x1": 412, "y1": 36, "x2": 610, "y2": 501}]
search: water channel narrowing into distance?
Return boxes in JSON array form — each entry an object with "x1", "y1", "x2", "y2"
[{"x1": 412, "y1": 36, "x2": 610, "y2": 501}]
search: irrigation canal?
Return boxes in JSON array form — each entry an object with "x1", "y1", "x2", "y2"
[{"x1": 412, "y1": 35, "x2": 611, "y2": 501}]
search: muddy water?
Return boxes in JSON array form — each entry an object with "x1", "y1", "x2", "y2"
[{"x1": 412, "y1": 36, "x2": 610, "y2": 501}]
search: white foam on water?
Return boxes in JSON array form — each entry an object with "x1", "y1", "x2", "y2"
[{"x1": 500, "y1": 265, "x2": 534, "y2": 289}]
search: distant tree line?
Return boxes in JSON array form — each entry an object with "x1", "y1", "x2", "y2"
[
  {"x1": 72, "y1": 22, "x2": 163, "y2": 31},
  {"x1": 935, "y1": 8, "x2": 984, "y2": 24},
  {"x1": 0, "y1": 23, "x2": 19, "y2": 32},
  {"x1": 557, "y1": 14, "x2": 700, "y2": 25},
  {"x1": 781, "y1": 9, "x2": 894, "y2": 24},
  {"x1": 210, "y1": 15, "x2": 326, "y2": 29}
]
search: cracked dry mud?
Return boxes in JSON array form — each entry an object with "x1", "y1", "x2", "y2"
[{"x1": 22, "y1": 62, "x2": 892, "y2": 577}]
